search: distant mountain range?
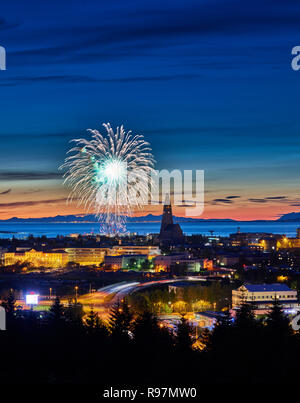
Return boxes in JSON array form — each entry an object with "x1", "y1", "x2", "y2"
[
  {"x1": 277, "y1": 212, "x2": 300, "y2": 222},
  {"x1": 0, "y1": 214, "x2": 236, "y2": 223},
  {"x1": 1, "y1": 212, "x2": 300, "y2": 223}
]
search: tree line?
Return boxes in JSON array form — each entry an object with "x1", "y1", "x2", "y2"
[{"x1": 127, "y1": 282, "x2": 233, "y2": 314}]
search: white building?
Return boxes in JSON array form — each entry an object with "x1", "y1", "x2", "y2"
[{"x1": 232, "y1": 283, "x2": 299, "y2": 314}]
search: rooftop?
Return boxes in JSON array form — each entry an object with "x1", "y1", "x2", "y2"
[{"x1": 243, "y1": 283, "x2": 292, "y2": 292}]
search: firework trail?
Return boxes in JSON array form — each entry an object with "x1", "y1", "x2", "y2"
[{"x1": 60, "y1": 123, "x2": 155, "y2": 234}]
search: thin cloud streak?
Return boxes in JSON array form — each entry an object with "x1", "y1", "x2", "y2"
[
  {"x1": 0, "y1": 189, "x2": 11, "y2": 195},
  {"x1": 0, "y1": 198, "x2": 68, "y2": 209},
  {"x1": 0, "y1": 171, "x2": 62, "y2": 181}
]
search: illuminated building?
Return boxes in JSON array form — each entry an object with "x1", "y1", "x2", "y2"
[
  {"x1": 63, "y1": 248, "x2": 110, "y2": 266},
  {"x1": 216, "y1": 253, "x2": 239, "y2": 267},
  {"x1": 104, "y1": 254, "x2": 148, "y2": 270},
  {"x1": 3, "y1": 245, "x2": 160, "y2": 269},
  {"x1": 232, "y1": 283, "x2": 299, "y2": 314},
  {"x1": 230, "y1": 231, "x2": 274, "y2": 248},
  {"x1": 61, "y1": 246, "x2": 158, "y2": 266},
  {"x1": 104, "y1": 255, "x2": 123, "y2": 269},
  {"x1": 154, "y1": 254, "x2": 189, "y2": 271},
  {"x1": 259, "y1": 237, "x2": 278, "y2": 252},
  {"x1": 277, "y1": 229, "x2": 300, "y2": 249},
  {"x1": 110, "y1": 245, "x2": 160, "y2": 258},
  {"x1": 4, "y1": 249, "x2": 68, "y2": 268},
  {"x1": 203, "y1": 259, "x2": 214, "y2": 270},
  {"x1": 195, "y1": 311, "x2": 228, "y2": 330},
  {"x1": 122, "y1": 255, "x2": 149, "y2": 270},
  {"x1": 277, "y1": 275, "x2": 289, "y2": 282},
  {"x1": 154, "y1": 254, "x2": 213, "y2": 272}
]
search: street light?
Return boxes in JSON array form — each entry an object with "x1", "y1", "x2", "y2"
[
  {"x1": 75, "y1": 286, "x2": 78, "y2": 302},
  {"x1": 49, "y1": 287, "x2": 52, "y2": 300}
]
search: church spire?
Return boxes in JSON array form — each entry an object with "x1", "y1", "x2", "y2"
[
  {"x1": 160, "y1": 194, "x2": 173, "y2": 233},
  {"x1": 158, "y1": 194, "x2": 184, "y2": 244}
]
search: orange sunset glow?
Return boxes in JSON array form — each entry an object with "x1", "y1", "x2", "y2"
[{"x1": 0, "y1": 179, "x2": 299, "y2": 221}]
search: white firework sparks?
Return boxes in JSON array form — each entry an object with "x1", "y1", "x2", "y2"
[{"x1": 60, "y1": 123, "x2": 155, "y2": 234}]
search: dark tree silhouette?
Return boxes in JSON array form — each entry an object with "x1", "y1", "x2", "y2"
[
  {"x1": 175, "y1": 315, "x2": 195, "y2": 354},
  {"x1": 266, "y1": 298, "x2": 292, "y2": 339},
  {"x1": 1, "y1": 290, "x2": 16, "y2": 326},
  {"x1": 261, "y1": 299, "x2": 294, "y2": 381},
  {"x1": 235, "y1": 300, "x2": 256, "y2": 327},
  {"x1": 208, "y1": 310, "x2": 232, "y2": 352},
  {"x1": 64, "y1": 298, "x2": 84, "y2": 327},
  {"x1": 0, "y1": 287, "x2": 300, "y2": 385},
  {"x1": 85, "y1": 307, "x2": 108, "y2": 338},
  {"x1": 133, "y1": 310, "x2": 173, "y2": 351},
  {"x1": 199, "y1": 327, "x2": 211, "y2": 351},
  {"x1": 49, "y1": 296, "x2": 65, "y2": 327},
  {"x1": 108, "y1": 300, "x2": 133, "y2": 343}
]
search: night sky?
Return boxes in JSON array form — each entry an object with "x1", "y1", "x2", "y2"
[{"x1": 1, "y1": 0, "x2": 300, "y2": 220}]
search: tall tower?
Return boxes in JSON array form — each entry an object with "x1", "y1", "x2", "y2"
[
  {"x1": 160, "y1": 195, "x2": 173, "y2": 234},
  {"x1": 158, "y1": 195, "x2": 184, "y2": 244}
]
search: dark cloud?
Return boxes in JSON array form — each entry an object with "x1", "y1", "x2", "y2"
[
  {"x1": 0, "y1": 189, "x2": 11, "y2": 195},
  {"x1": 0, "y1": 171, "x2": 61, "y2": 181},
  {"x1": 0, "y1": 198, "x2": 68, "y2": 209},
  {"x1": 248, "y1": 198, "x2": 268, "y2": 203},
  {"x1": 249, "y1": 196, "x2": 288, "y2": 203},
  {"x1": 211, "y1": 196, "x2": 242, "y2": 204},
  {"x1": 265, "y1": 196, "x2": 286, "y2": 200},
  {"x1": 212, "y1": 198, "x2": 233, "y2": 204}
]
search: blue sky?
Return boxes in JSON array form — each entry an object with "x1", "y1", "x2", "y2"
[{"x1": 0, "y1": 0, "x2": 300, "y2": 219}]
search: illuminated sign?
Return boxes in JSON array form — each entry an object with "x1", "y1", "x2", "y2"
[{"x1": 26, "y1": 293, "x2": 39, "y2": 305}]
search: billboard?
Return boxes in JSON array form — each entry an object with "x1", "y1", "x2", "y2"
[{"x1": 26, "y1": 293, "x2": 39, "y2": 305}]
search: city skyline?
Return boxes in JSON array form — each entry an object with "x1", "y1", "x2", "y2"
[
  {"x1": 2, "y1": 0, "x2": 300, "y2": 391},
  {"x1": 1, "y1": 0, "x2": 300, "y2": 220}
]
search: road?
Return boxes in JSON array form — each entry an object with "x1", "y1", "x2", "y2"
[
  {"x1": 77, "y1": 276, "x2": 207, "y2": 317},
  {"x1": 17, "y1": 276, "x2": 207, "y2": 320}
]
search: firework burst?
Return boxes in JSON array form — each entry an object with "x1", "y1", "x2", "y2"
[{"x1": 60, "y1": 123, "x2": 155, "y2": 234}]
